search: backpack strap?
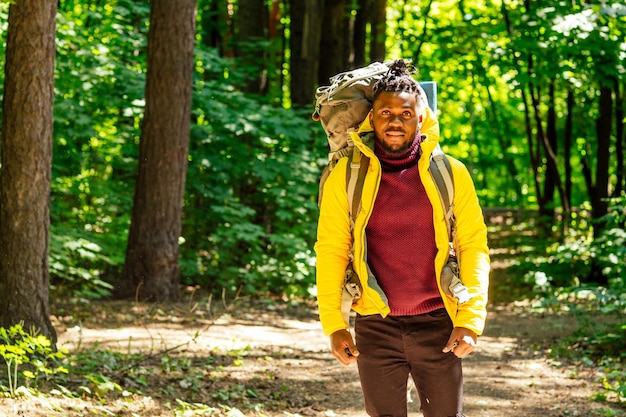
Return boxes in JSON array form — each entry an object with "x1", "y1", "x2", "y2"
[
  {"x1": 346, "y1": 147, "x2": 370, "y2": 223},
  {"x1": 430, "y1": 146, "x2": 472, "y2": 303},
  {"x1": 341, "y1": 146, "x2": 369, "y2": 327},
  {"x1": 429, "y1": 144, "x2": 455, "y2": 245}
]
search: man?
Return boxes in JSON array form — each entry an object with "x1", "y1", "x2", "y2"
[{"x1": 314, "y1": 59, "x2": 490, "y2": 417}]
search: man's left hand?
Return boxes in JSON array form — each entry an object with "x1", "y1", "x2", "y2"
[{"x1": 442, "y1": 327, "x2": 477, "y2": 358}]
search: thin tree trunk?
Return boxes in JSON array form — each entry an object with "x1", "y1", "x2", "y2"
[
  {"x1": 0, "y1": 0, "x2": 58, "y2": 343},
  {"x1": 200, "y1": 0, "x2": 232, "y2": 56},
  {"x1": 353, "y1": 0, "x2": 370, "y2": 67},
  {"x1": 118, "y1": 0, "x2": 197, "y2": 302},
  {"x1": 369, "y1": 0, "x2": 386, "y2": 62},
  {"x1": 591, "y1": 85, "x2": 612, "y2": 236},
  {"x1": 343, "y1": 0, "x2": 354, "y2": 68},
  {"x1": 484, "y1": 80, "x2": 523, "y2": 201},
  {"x1": 564, "y1": 90, "x2": 574, "y2": 211},
  {"x1": 501, "y1": 0, "x2": 542, "y2": 211},
  {"x1": 289, "y1": 0, "x2": 323, "y2": 106},
  {"x1": 237, "y1": 0, "x2": 266, "y2": 94},
  {"x1": 544, "y1": 84, "x2": 557, "y2": 215},
  {"x1": 318, "y1": 0, "x2": 347, "y2": 84}
]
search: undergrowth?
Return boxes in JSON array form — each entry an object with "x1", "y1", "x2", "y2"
[
  {"x1": 505, "y1": 198, "x2": 626, "y2": 408},
  {"x1": 0, "y1": 292, "x2": 321, "y2": 416},
  {"x1": 0, "y1": 327, "x2": 262, "y2": 415},
  {"x1": 2, "y1": 201, "x2": 625, "y2": 414}
]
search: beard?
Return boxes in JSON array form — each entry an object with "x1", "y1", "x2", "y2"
[
  {"x1": 375, "y1": 131, "x2": 418, "y2": 155},
  {"x1": 376, "y1": 140, "x2": 412, "y2": 155}
]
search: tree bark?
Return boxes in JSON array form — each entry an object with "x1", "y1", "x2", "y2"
[
  {"x1": 289, "y1": 0, "x2": 323, "y2": 106},
  {"x1": 318, "y1": 0, "x2": 347, "y2": 85},
  {"x1": 0, "y1": 0, "x2": 58, "y2": 343},
  {"x1": 118, "y1": 0, "x2": 197, "y2": 302}
]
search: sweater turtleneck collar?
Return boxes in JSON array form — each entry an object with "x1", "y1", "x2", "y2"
[{"x1": 375, "y1": 133, "x2": 424, "y2": 172}]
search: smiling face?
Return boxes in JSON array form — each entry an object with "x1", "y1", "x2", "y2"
[{"x1": 369, "y1": 91, "x2": 422, "y2": 155}]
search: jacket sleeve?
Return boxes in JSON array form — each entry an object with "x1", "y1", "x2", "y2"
[
  {"x1": 314, "y1": 158, "x2": 353, "y2": 336},
  {"x1": 450, "y1": 158, "x2": 490, "y2": 335}
]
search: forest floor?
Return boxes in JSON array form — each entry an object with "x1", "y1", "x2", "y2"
[
  {"x1": 1, "y1": 211, "x2": 625, "y2": 416},
  {"x1": 2, "y1": 294, "x2": 623, "y2": 417}
]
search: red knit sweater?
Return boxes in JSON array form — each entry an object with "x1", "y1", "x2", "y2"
[{"x1": 365, "y1": 135, "x2": 445, "y2": 316}]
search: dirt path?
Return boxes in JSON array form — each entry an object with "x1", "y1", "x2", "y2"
[{"x1": 15, "y1": 297, "x2": 613, "y2": 417}]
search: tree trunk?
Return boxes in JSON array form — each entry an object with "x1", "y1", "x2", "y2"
[
  {"x1": 615, "y1": 80, "x2": 624, "y2": 196},
  {"x1": 543, "y1": 82, "x2": 557, "y2": 217},
  {"x1": 237, "y1": 0, "x2": 267, "y2": 94},
  {"x1": 484, "y1": 81, "x2": 523, "y2": 201},
  {"x1": 318, "y1": 0, "x2": 346, "y2": 85},
  {"x1": 353, "y1": 0, "x2": 370, "y2": 67},
  {"x1": 564, "y1": 90, "x2": 574, "y2": 211},
  {"x1": 118, "y1": 0, "x2": 197, "y2": 302},
  {"x1": 289, "y1": 0, "x2": 323, "y2": 106},
  {"x1": 342, "y1": 1, "x2": 353, "y2": 69},
  {"x1": 591, "y1": 85, "x2": 612, "y2": 236},
  {"x1": 199, "y1": 0, "x2": 232, "y2": 56},
  {"x1": 0, "y1": 0, "x2": 57, "y2": 343},
  {"x1": 369, "y1": 0, "x2": 386, "y2": 62}
]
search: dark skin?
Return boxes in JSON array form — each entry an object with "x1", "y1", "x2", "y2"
[
  {"x1": 369, "y1": 90, "x2": 422, "y2": 155},
  {"x1": 329, "y1": 90, "x2": 478, "y2": 366}
]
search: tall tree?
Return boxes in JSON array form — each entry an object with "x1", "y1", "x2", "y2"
[
  {"x1": 369, "y1": 0, "x2": 386, "y2": 62},
  {"x1": 0, "y1": 0, "x2": 58, "y2": 342},
  {"x1": 199, "y1": 0, "x2": 232, "y2": 54},
  {"x1": 237, "y1": 0, "x2": 267, "y2": 94},
  {"x1": 353, "y1": 0, "x2": 371, "y2": 67},
  {"x1": 318, "y1": 0, "x2": 347, "y2": 84},
  {"x1": 616, "y1": 81, "x2": 625, "y2": 196},
  {"x1": 118, "y1": 0, "x2": 197, "y2": 302},
  {"x1": 289, "y1": 0, "x2": 324, "y2": 106}
]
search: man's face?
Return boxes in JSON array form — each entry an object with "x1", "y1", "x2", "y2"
[{"x1": 369, "y1": 91, "x2": 422, "y2": 155}]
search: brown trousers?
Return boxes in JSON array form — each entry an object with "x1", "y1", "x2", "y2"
[{"x1": 355, "y1": 309, "x2": 464, "y2": 417}]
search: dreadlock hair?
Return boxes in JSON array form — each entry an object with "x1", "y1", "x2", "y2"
[{"x1": 372, "y1": 59, "x2": 422, "y2": 102}]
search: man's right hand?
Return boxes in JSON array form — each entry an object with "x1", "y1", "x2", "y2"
[{"x1": 330, "y1": 329, "x2": 359, "y2": 365}]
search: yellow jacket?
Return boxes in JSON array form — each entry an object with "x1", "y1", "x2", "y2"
[{"x1": 315, "y1": 107, "x2": 490, "y2": 337}]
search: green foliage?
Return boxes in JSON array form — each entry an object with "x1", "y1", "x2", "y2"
[
  {"x1": 48, "y1": 226, "x2": 122, "y2": 299},
  {"x1": 592, "y1": 200, "x2": 626, "y2": 283},
  {"x1": 521, "y1": 198, "x2": 626, "y2": 291},
  {"x1": 49, "y1": 0, "x2": 149, "y2": 293},
  {"x1": 44, "y1": 5, "x2": 325, "y2": 299},
  {"x1": 180, "y1": 50, "x2": 323, "y2": 296},
  {"x1": 50, "y1": 0, "x2": 149, "y2": 298},
  {"x1": 519, "y1": 198, "x2": 626, "y2": 406},
  {"x1": 0, "y1": 324, "x2": 68, "y2": 397},
  {"x1": 385, "y1": 1, "x2": 626, "y2": 211}
]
